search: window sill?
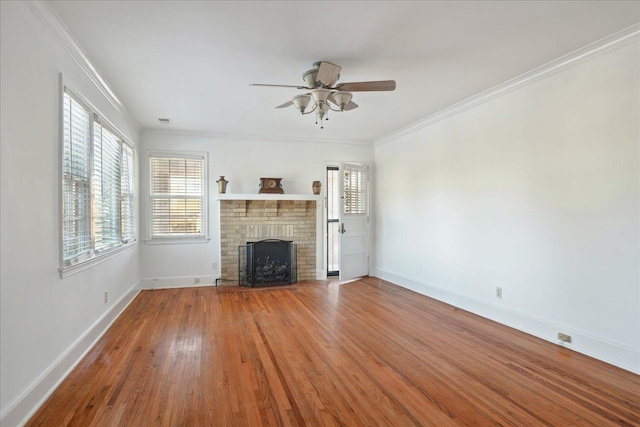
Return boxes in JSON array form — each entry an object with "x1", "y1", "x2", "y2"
[
  {"x1": 60, "y1": 241, "x2": 137, "y2": 278},
  {"x1": 144, "y1": 237, "x2": 211, "y2": 245}
]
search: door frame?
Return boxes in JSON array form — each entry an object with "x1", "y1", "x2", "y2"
[
  {"x1": 326, "y1": 166, "x2": 340, "y2": 277},
  {"x1": 323, "y1": 161, "x2": 373, "y2": 281}
]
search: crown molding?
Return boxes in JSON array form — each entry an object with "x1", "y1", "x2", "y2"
[
  {"x1": 142, "y1": 128, "x2": 373, "y2": 146},
  {"x1": 25, "y1": 0, "x2": 141, "y2": 134},
  {"x1": 374, "y1": 23, "x2": 640, "y2": 147}
]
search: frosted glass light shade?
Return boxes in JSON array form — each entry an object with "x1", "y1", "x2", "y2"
[
  {"x1": 310, "y1": 88, "x2": 331, "y2": 103},
  {"x1": 316, "y1": 102, "x2": 329, "y2": 121},
  {"x1": 332, "y1": 91, "x2": 352, "y2": 111},
  {"x1": 292, "y1": 94, "x2": 311, "y2": 113},
  {"x1": 303, "y1": 69, "x2": 318, "y2": 88}
]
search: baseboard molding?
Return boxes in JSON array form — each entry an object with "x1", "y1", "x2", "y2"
[
  {"x1": 0, "y1": 282, "x2": 141, "y2": 427},
  {"x1": 374, "y1": 270, "x2": 639, "y2": 375},
  {"x1": 141, "y1": 275, "x2": 323, "y2": 288},
  {"x1": 140, "y1": 275, "x2": 216, "y2": 290}
]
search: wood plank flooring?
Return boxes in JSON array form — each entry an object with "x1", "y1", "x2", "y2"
[{"x1": 27, "y1": 277, "x2": 640, "y2": 426}]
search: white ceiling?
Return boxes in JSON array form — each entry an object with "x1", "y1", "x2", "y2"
[{"x1": 49, "y1": 1, "x2": 639, "y2": 143}]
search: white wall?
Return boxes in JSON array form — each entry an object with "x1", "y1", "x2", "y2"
[
  {"x1": 140, "y1": 131, "x2": 374, "y2": 287},
  {"x1": 0, "y1": 2, "x2": 141, "y2": 425},
  {"x1": 1, "y1": 3, "x2": 635, "y2": 425},
  {"x1": 374, "y1": 40, "x2": 639, "y2": 373}
]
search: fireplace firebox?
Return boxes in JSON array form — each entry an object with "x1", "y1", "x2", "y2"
[{"x1": 239, "y1": 239, "x2": 297, "y2": 287}]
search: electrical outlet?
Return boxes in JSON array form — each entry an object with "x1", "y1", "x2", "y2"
[
  {"x1": 212, "y1": 261, "x2": 218, "y2": 270},
  {"x1": 558, "y1": 333, "x2": 571, "y2": 343},
  {"x1": 496, "y1": 287, "x2": 502, "y2": 299},
  {"x1": 104, "y1": 290, "x2": 108, "y2": 304}
]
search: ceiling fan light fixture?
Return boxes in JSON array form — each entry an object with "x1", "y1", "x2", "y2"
[
  {"x1": 292, "y1": 94, "x2": 311, "y2": 113},
  {"x1": 310, "y1": 88, "x2": 331, "y2": 103},
  {"x1": 252, "y1": 61, "x2": 396, "y2": 129},
  {"x1": 303, "y1": 69, "x2": 318, "y2": 88},
  {"x1": 332, "y1": 91, "x2": 352, "y2": 111},
  {"x1": 315, "y1": 102, "x2": 329, "y2": 128}
]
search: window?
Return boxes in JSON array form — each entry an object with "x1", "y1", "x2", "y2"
[
  {"x1": 61, "y1": 89, "x2": 136, "y2": 275},
  {"x1": 344, "y1": 164, "x2": 368, "y2": 215},
  {"x1": 148, "y1": 153, "x2": 207, "y2": 241},
  {"x1": 62, "y1": 92, "x2": 92, "y2": 262},
  {"x1": 93, "y1": 121, "x2": 122, "y2": 251},
  {"x1": 327, "y1": 167, "x2": 340, "y2": 276},
  {"x1": 121, "y1": 144, "x2": 135, "y2": 243}
]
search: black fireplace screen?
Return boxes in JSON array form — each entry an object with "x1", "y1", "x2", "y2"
[{"x1": 239, "y1": 239, "x2": 297, "y2": 287}]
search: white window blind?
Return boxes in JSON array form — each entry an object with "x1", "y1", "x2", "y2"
[
  {"x1": 61, "y1": 88, "x2": 136, "y2": 273},
  {"x1": 149, "y1": 154, "x2": 206, "y2": 238},
  {"x1": 62, "y1": 92, "x2": 92, "y2": 261},
  {"x1": 121, "y1": 144, "x2": 135, "y2": 243},
  {"x1": 93, "y1": 121, "x2": 122, "y2": 251},
  {"x1": 344, "y1": 165, "x2": 367, "y2": 215}
]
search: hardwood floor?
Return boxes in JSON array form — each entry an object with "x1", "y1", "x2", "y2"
[{"x1": 27, "y1": 277, "x2": 639, "y2": 426}]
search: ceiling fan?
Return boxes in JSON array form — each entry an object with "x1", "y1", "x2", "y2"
[{"x1": 250, "y1": 61, "x2": 396, "y2": 129}]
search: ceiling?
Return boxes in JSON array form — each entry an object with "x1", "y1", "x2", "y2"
[{"x1": 48, "y1": 1, "x2": 639, "y2": 143}]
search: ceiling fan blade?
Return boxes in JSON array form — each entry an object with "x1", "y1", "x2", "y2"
[
  {"x1": 316, "y1": 61, "x2": 341, "y2": 87},
  {"x1": 275, "y1": 100, "x2": 293, "y2": 109},
  {"x1": 343, "y1": 100, "x2": 358, "y2": 111},
  {"x1": 335, "y1": 80, "x2": 396, "y2": 92},
  {"x1": 251, "y1": 83, "x2": 309, "y2": 89}
]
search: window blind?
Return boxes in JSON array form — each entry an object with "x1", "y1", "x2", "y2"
[
  {"x1": 344, "y1": 165, "x2": 367, "y2": 215},
  {"x1": 61, "y1": 88, "x2": 136, "y2": 272},
  {"x1": 93, "y1": 121, "x2": 122, "y2": 251},
  {"x1": 62, "y1": 92, "x2": 92, "y2": 262},
  {"x1": 150, "y1": 155, "x2": 206, "y2": 238},
  {"x1": 121, "y1": 144, "x2": 135, "y2": 243}
]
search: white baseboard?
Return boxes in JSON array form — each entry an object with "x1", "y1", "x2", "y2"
[
  {"x1": 374, "y1": 270, "x2": 639, "y2": 375},
  {"x1": 140, "y1": 275, "x2": 216, "y2": 289},
  {"x1": 0, "y1": 282, "x2": 140, "y2": 427}
]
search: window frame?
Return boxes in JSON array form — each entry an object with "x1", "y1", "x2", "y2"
[
  {"x1": 146, "y1": 151, "x2": 209, "y2": 244},
  {"x1": 60, "y1": 84, "x2": 136, "y2": 278}
]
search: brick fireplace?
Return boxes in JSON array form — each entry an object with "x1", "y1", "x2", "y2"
[{"x1": 219, "y1": 196, "x2": 319, "y2": 285}]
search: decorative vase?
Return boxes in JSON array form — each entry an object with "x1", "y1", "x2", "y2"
[
  {"x1": 312, "y1": 180, "x2": 322, "y2": 195},
  {"x1": 217, "y1": 176, "x2": 228, "y2": 194}
]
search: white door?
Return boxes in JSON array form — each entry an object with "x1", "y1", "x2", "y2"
[{"x1": 339, "y1": 163, "x2": 369, "y2": 280}]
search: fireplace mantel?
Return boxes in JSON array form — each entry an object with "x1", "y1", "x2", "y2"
[{"x1": 216, "y1": 194, "x2": 321, "y2": 201}]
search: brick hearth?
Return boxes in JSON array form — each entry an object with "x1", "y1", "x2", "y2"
[{"x1": 219, "y1": 199, "x2": 317, "y2": 285}]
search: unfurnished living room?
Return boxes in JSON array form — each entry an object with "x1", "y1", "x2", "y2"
[{"x1": 1, "y1": 1, "x2": 639, "y2": 426}]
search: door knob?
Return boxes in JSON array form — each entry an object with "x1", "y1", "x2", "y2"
[{"x1": 340, "y1": 223, "x2": 346, "y2": 234}]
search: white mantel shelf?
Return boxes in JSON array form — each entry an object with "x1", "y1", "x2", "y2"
[{"x1": 216, "y1": 193, "x2": 322, "y2": 201}]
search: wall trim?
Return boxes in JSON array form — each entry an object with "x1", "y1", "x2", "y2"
[
  {"x1": 25, "y1": 0, "x2": 141, "y2": 134},
  {"x1": 0, "y1": 282, "x2": 141, "y2": 427},
  {"x1": 140, "y1": 276, "x2": 217, "y2": 289},
  {"x1": 60, "y1": 241, "x2": 137, "y2": 278},
  {"x1": 142, "y1": 128, "x2": 372, "y2": 146},
  {"x1": 374, "y1": 270, "x2": 639, "y2": 375},
  {"x1": 374, "y1": 24, "x2": 640, "y2": 147},
  {"x1": 140, "y1": 274, "x2": 330, "y2": 289}
]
